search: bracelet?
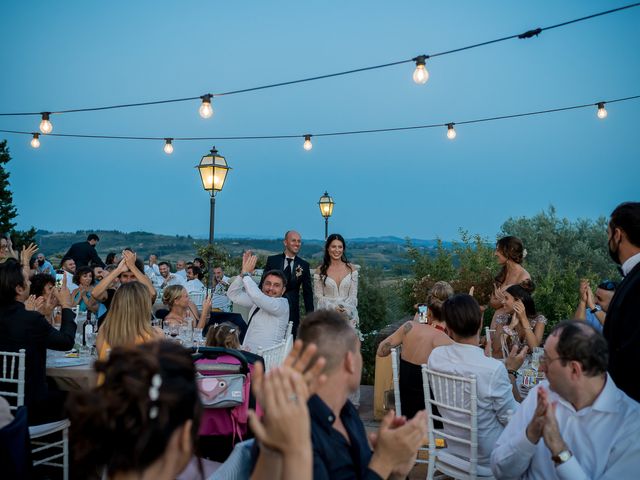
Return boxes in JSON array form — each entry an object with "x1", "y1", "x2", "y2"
[{"x1": 508, "y1": 369, "x2": 519, "y2": 377}]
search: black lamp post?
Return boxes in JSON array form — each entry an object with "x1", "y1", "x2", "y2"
[
  {"x1": 196, "y1": 146, "x2": 231, "y2": 292},
  {"x1": 318, "y1": 191, "x2": 335, "y2": 240}
]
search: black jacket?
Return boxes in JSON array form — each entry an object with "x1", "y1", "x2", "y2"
[
  {"x1": 63, "y1": 241, "x2": 105, "y2": 267},
  {"x1": 0, "y1": 301, "x2": 76, "y2": 410},
  {"x1": 260, "y1": 253, "x2": 314, "y2": 333},
  {"x1": 603, "y1": 261, "x2": 640, "y2": 402}
]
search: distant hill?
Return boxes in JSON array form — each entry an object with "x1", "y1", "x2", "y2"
[{"x1": 34, "y1": 229, "x2": 445, "y2": 274}]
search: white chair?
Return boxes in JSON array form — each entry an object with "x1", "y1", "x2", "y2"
[
  {"x1": 0, "y1": 349, "x2": 70, "y2": 480},
  {"x1": 189, "y1": 290, "x2": 205, "y2": 310},
  {"x1": 422, "y1": 365, "x2": 494, "y2": 480},
  {"x1": 390, "y1": 348, "x2": 430, "y2": 466},
  {"x1": 283, "y1": 321, "x2": 294, "y2": 357},
  {"x1": 257, "y1": 340, "x2": 287, "y2": 372},
  {"x1": 484, "y1": 327, "x2": 495, "y2": 358}
]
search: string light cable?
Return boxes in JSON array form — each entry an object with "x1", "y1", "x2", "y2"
[
  {"x1": 0, "y1": 3, "x2": 638, "y2": 118},
  {"x1": 3, "y1": 95, "x2": 638, "y2": 148}
]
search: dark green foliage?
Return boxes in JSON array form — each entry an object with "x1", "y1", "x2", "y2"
[{"x1": 0, "y1": 141, "x2": 18, "y2": 234}]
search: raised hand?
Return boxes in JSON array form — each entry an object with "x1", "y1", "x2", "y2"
[
  {"x1": 541, "y1": 400, "x2": 568, "y2": 456},
  {"x1": 122, "y1": 250, "x2": 137, "y2": 270},
  {"x1": 526, "y1": 386, "x2": 549, "y2": 444},
  {"x1": 21, "y1": 242, "x2": 38, "y2": 266},
  {"x1": 505, "y1": 344, "x2": 529, "y2": 371},
  {"x1": 25, "y1": 295, "x2": 38, "y2": 311}
]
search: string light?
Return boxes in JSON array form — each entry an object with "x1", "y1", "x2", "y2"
[
  {"x1": 39, "y1": 113, "x2": 52, "y2": 134},
  {"x1": 163, "y1": 138, "x2": 174, "y2": 154},
  {"x1": 412, "y1": 55, "x2": 429, "y2": 84},
  {"x1": 303, "y1": 134, "x2": 313, "y2": 151},
  {"x1": 199, "y1": 94, "x2": 213, "y2": 119},
  {"x1": 596, "y1": 102, "x2": 608, "y2": 119},
  {"x1": 30, "y1": 133, "x2": 40, "y2": 148},
  {"x1": 446, "y1": 123, "x2": 457, "y2": 140}
]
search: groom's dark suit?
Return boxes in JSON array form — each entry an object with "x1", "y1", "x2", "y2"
[
  {"x1": 603, "y1": 261, "x2": 640, "y2": 402},
  {"x1": 260, "y1": 253, "x2": 314, "y2": 337}
]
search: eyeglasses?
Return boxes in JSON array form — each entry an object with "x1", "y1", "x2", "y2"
[
  {"x1": 539, "y1": 354, "x2": 565, "y2": 367},
  {"x1": 597, "y1": 280, "x2": 617, "y2": 291}
]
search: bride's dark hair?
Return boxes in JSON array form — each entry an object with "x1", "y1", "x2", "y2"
[{"x1": 320, "y1": 233, "x2": 352, "y2": 285}]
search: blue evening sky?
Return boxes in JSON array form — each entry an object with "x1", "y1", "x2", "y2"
[{"x1": 1, "y1": 1, "x2": 638, "y2": 241}]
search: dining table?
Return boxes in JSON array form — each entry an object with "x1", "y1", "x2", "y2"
[{"x1": 46, "y1": 350, "x2": 96, "y2": 391}]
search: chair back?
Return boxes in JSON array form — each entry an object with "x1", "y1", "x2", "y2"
[
  {"x1": 484, "y1": 327, "x2": 495, "y2": 358},
  {"x1": 390, "y1": 347, "x2": 402, "y2": 416},
  {"x1": 0, "y1": 349, "x2": 26, "y2": 411},
  {"x1": 422, "y1": 365, "x2": 481, "y2": 479},
  {"x1": 189, "y1": 291, "x2": 205, "y2": 309},
  {"x1": 256, "y1": 340, "x2": 287, "y2": 372}
]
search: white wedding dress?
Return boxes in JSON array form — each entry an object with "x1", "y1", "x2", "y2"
[{"x1": 313, "y1": 265, "x2": 361, "y2": 406}]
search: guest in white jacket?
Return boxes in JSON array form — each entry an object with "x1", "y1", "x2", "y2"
[{"x1": 227, "y1": 251, "x2": 289, "y2": 352}]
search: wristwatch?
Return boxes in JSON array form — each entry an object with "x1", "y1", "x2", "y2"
[
  {"x1": 552, "y1": 449, "x2": 572, "y2": 465},
  {"x1": 241, "y1": 272, "x2": 252, "y2": 278},
  {"x1": 590, "y1": 305, "x2": 601, "y2": 314}
]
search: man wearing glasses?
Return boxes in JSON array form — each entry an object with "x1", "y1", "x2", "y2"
[{"x1": 492, "y1": 321, "x2": 640, "y2": 479}]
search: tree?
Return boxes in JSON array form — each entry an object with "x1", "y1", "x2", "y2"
[
  {"x1": 0, "y1": 140, "x2": 36, "y2": 247},
  {"x1": 0, "y1": 140, "x2": 18, "y2": 233}
]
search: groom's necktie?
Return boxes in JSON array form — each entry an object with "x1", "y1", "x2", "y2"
[{"x1": 284, "y1": 258, "x2": 293, "y2": 282}]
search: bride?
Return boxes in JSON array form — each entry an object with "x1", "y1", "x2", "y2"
[{"x1": 313, "y1": 233, "x2": 359, "y2": 329}]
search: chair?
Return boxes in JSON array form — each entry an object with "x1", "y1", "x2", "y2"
[
  {"x1": 283, "y1": 321, "x2": 294, "y2": 357},
  {"x1": 257, "y1": 340, "x2": 287, "y2": 372},
  {"x1": 484, "y1": 328, "x2": 495, "y2": 358},
  {"x1": 189, "y1": 290, "x2": 205, "y2": 309},
  {"x1": 391, "y1": 348, "x2": 430, "y2": 466},
  {"x1": 0, "y1": 349, "x2": 70, "y2": 480},
  {"x1": 422, "y1": 365, "x2": 494, "y2": 480}
]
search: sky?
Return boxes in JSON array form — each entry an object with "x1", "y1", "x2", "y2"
[{"x1": 1, "y1": 1, "x2": 639, "y2": 241}]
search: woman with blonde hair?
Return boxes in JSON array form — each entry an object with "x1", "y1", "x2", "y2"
[
  {"x1": 377, "y1": 280, "x2": 454, "y2": 419},
  {"x1": 162, "y1": 285, "x2": 211, "y2": 328},
  {"x1": 96, "y1": 282, "x2": 163, "y2": 361}
]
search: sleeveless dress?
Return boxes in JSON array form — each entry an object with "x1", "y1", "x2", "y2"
[{"x1": 495, "y1": 313, "x2": 547, "y2": 349}]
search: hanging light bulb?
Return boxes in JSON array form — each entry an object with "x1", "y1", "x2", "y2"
[
  {"x1": 303, "y1": 134, "x2": 313, "y2": 151},
  {"x1": 446, "y1": 123, "x2": 456, "y2": 140},
  {"x1": 163, "y1": 138, "x2": 174, "y2": 154},
  {"x1": 199, "y1": 94, "x2": 214, "y2": 119},
  {"x1": 596, "y1": 102, "x2": 608, "y2": 119},
  {"x1": 30, "y1": 133, "x2": 40, "y2": 148},
  {"x1": 412, "y1": 55, "x2": 429, "y2": 85},
  {"x1": 39, "y1": 112, "x2": 52, "y2": 134}
]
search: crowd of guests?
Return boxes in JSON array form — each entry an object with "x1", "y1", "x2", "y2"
[{"x1": 0, "y1": 201, "x2": 639, "y2": 479}]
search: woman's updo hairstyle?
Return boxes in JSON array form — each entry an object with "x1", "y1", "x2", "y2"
[
  {"x1": 496, "y1": 236, "x2": 525, "y2": 264},
  {"x1": 68, "y1": 341, "x2": 200, "y2": 478},
  {"x1": 162, "y1": 285, "x2": 186, "y2": 308},
  {"x1": 426, "y1": 281, "x2": 454, "y2": 320}
]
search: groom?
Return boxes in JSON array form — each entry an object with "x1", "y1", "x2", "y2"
[{"x1": 260, "y1": 230, "x2": 314, "y2": 337}]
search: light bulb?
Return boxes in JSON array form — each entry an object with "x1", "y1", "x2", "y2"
[
  {"x1": 199, "y1": 94, "x2": 213, "y2": 119},
  {"x1": 30, "y1": 133, "x2": 40, "y2": 148},
  {"x1": 446, "y1": 123, "x2": 456, "y2": 140},
  {"x1": 163, "y1": 139, "x2": 174, "y2": 154},
  {"x1": 303, "y1": 134, "x2": 313, "y2": 151},
  {"x1": 597, "y1": 102, "x2": 607, "y2": 119},
  {"x1": 412, "y1": 55, "x2": 429, "y2": 85},
  {"x1": 39, "y1": 112, "x2": 52, "y2": 134}
]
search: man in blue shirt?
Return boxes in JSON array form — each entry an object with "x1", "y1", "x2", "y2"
[{"x1": 298, "y1": 309, "x2": 427, "y2": 480}]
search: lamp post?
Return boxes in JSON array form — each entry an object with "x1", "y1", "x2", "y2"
[
  {"x1": 196, "y1": 146, "x2": 231, "y2": 292},
  {"x1": 318, "y1": 191, "x2": 335, "y2": 240}
]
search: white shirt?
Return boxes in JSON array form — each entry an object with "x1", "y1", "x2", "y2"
[
  {"x1": 428, "y1": 343, "x2": 517, "y2": 468},
  {"x1": 64, "y1": 271, "x2": 78, "y2": 292},
  {"x1": 621, "y1": 251, "x2": 640, "y2": 276},
  {"x1": 227, "y1": 275, "x2": 289, "y2": 352},
  {"x1": 161, "y1": 273, "x2": 186, "y2": 288},
  {"x1": 491, "y1": 374, "x2": 640, "y2": 480},
  {"x1": 175, "y1": 268, "x2": 187, "y2": 279},
  {"x1": 144, "y1": 265, "x2": 163, "y2": 287},
  {"x1": 212, "y1": 275, "x2": 231, "y2": 310},
  {"x1": 185, "y1": 278, "x2": 205, "y2": 294}
]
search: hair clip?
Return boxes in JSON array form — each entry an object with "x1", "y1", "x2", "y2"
[
  {"x1": 229, "y1": 328, "x2": 236, "y2": 333},
  {"x1": 148, "y1": 373, "x2": 162, "y2": 419}
]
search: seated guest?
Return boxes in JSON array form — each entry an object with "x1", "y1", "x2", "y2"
[
  {"x1": 71, "y1": 266, "x2": 96, "y2": 313},
  {"x1": 30, "y1": 273, "x2": 58, "y2": 323},
  {"x1": 60, "y1": 256, "x2": 79, "y2": 292},
  {"x1": 162, "y1": 285, "x2": 210, "y2": 328},
  {"x1": 0, "y1": 235, "x2": 17, "y2": 262},
  {"x1": 574, "y1": 279, "x2": 616, "y2": 333},
  {"x1": 377, "y1": 281, "x2": 454, "y2": 419},
  {"x1": 205, "y1": 321, "x2": 241, "y2": 349},
  {"x1": 91, "y1": 249, "x2": 157, "y2": 328},
  {"x1": 298, "y1": 309, "x2": 428, "y2": 479},
  {"x1": 175, "y1": 259, "x2": 187, "y2": 279},
  {"x1": 185, "y1": 265, "x2": 205, "y2": 294},
  {"x1": 428, "y1": 294, "x2": 527, "y2": 472},
  {"x1": 92, "y1": 264, "x2": 107, "y2": 282},
  {"x1": 0, "y1": 259, "x2": 76, "y2": 425},
  {"x1": 35, "y1": 253, "x2": 55, "y2": 276},
  {"x1": 227, "y1": 251, "x2": 289, "y2": 352},
  {"x1": 493, "y1": 284, "x2": 547, "y2": 353},
  {"x1": 491, "y1": 321, "x2": 640, "y2": 479},
  {"x1": 158, "y1": 261, "x2": 186, "y2": 288},
  {"x1": 96, "y1": 282, "x2": 163, "y2": 362},
  {"x1": 68, "y1": 341, "x2": 203, "y2": 480},
  {"x1": 212, "y1": 265, "x2": 231, "y2": 312}
]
